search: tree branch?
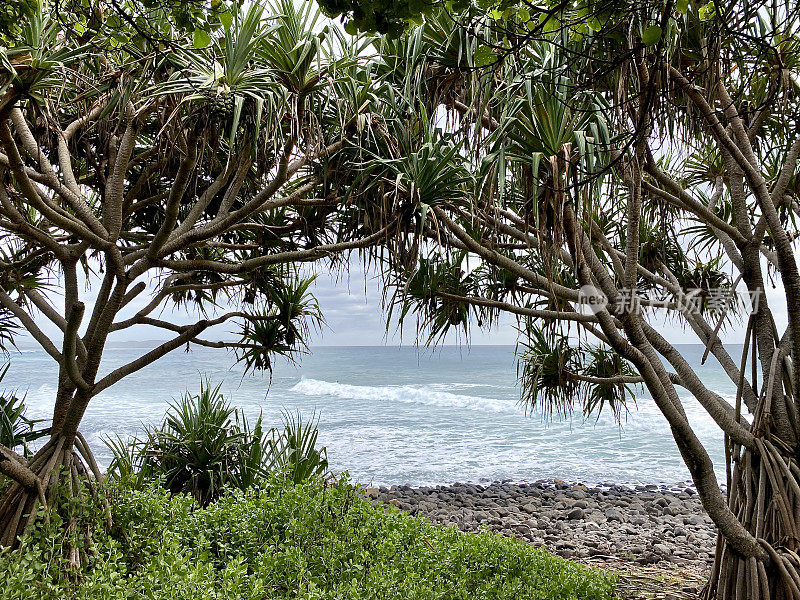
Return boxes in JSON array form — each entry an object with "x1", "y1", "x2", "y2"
[
  {"x1": 91, "y1": 320, "x2": 211, "y2": 395},
  {"x1": 0, "y1": 287, "x2": 61, "y2": 361},
  {"x1": 437, "y1": 291, "x2": 600, "y2": 323},
  {"x1": 63, "y1": 302, "x2": 90, "y2": 390},
  {"x1": 157, "y1": 227, "x2": 392, "y2": 275},
  {"x1": 0, "y1": 443, "x2": 39, "y2": 490}
]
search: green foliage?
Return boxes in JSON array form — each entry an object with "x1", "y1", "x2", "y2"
[
  {"x1": 258, "y1": 0, "x2": 335, "y2": 94},
  {"x1": 582, "y1": 347, "x2": 638, "y2": 421},
  {"x1": 473, "y1": 44, "x2": 497, "y2": 66},
  {"x1": 0, "y1": 310, "x2": 18, "y2": 354},
  {"x1": 518, "y1": 326, "x2": 639, "y2": 422},
  {"x1": 105, "y1": 380, "x2": 327, "y2": 505},
  {"x1": 675, "y1": 257, "x2": 736, "y2": 318},
  {"x1": 381, "y1": 136, "x2": 476, "y2": 208},
  {"x1": 0, "y1": 477, "x2": 617, "y2": 599},
  {"x1": 391, "y1": 254, "x2": 474, "y2": 343},
  {"x1": 0, "y1": 0, "x2": 37, "y2": 41},
  {"x1": 317, "y1": 0, "x2": 438, "y2": 37},
  {"x1": 235, "y1": 276, "x2": 323, "y2": 373},
  {"x1": 518, "y1": 326, "x2": 580, "y2": 417},
  {"x1": 138, "y1": 380, "x2": 249, "y2": 505},
  {"x1": 271, "y1": 411, "x2": 329, "y2": 484},
  {"x1": 0, "y1": 0, "x2": 239, "y2": 49},
  {"x1": 0, "y1": 364, "x2": 47, "y2": 455},
  {"x1": 159, "y1": 1, "x2": 276, "y2": 145},
  {"x1": 641, "y1": 24, "x2": 662, "y2": 45}
]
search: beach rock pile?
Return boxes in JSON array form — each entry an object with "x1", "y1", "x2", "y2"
[{"x1": 364, "y1": 479, "x2": 717, "y2": 571}]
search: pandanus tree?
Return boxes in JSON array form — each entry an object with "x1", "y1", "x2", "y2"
[
  {"x1": 322, "y1": 1, "x2": 800, "y2": 598},
  {"x1": 0, "y1": 0, "x2": 391, "y2": 554}
]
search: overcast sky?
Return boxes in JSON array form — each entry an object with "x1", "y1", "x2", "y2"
[
  {"x1": 15, "y1": 255, "x2": 790, "y2": 349},
  {"x1": 301, "y1": 264, "x2": 789, "y2": 347}
]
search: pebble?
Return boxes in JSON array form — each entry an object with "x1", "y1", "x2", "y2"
[
  {"x1": 365, "y1": 479, "x2": 716, "y2": 571},
  {"x1": 567, "y1": 507, "x2": 585, "y2": 520}
]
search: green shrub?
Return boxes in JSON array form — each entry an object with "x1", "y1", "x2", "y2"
[
  {"x1": 271, "y1": 410, "x2": 329, "y2": 484},
  {"x1": 105, "y1": 380, "x2": 328, "y2": 504},
  {"x1": 0, "y1": 363, "x2": 48, "y2": 457},
  {"x1": 141, "y1": 380, "x2": 249, "y2": 505},
  {"x1": 0, "y1": 477, "x2": 617, "y2": 600}
]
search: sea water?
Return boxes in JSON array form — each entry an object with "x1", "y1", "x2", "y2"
[{"x1": 3, "y1": 344, "x2": 735, "y2": 487}]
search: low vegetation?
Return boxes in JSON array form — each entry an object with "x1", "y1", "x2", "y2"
[
  {"x1": 0, "y1": 365, "x2": 47, "y2": 456},
  {"x1": 0, "y1": 379, "x2": 616, "y2": 599},
  {"x1": 0, "y1": 477, "x2": 617, "y2": 600},
  {"x1": 104, "y1": 380, "x2": 329, "y2": 505}
]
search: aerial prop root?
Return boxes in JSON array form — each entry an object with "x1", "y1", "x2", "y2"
[
  {"x1": 0, "y1": 433, "x2": 110, "y2": 563},
  {"x1": 707, "y1": 437, "x2": 800, "y2": 599}
]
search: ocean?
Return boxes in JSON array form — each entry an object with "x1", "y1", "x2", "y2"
[{"x1": 3, "y1": 344, "x2": 734, "y2": 487}]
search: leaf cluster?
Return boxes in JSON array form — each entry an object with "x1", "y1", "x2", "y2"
[
  {"x1": 0, "y1": 364, "x2": 48, "y2": 456},
  {"x1": 517, "y1": 325, "x2": 640, "y2": 423},
  {"x1": 105, "y1": 379, "x2": 328, "y2": 505}
]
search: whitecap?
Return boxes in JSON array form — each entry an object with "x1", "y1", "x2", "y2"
[{"x1": 290, "y1": 378, "x2": 520, "y2": 414}]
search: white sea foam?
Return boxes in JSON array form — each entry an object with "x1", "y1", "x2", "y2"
[
  {"x1": 290, "y1": 378, "x2": 520, "y2": 414},
  {"x1": 2, "y1": 345, "x2": 729, "y2": 485}
]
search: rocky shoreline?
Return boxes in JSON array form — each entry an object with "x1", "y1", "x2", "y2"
[{"x1": 364, "y1": 479, "x2": 716, "y2": 580}]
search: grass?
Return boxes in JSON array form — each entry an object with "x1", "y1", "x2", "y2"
[
  {"x1": 0, "y1": 476, "x2": 617, "y2": 599},
  {"x1": 606, "y1": 560, "x2": 706, "y2": 599}
]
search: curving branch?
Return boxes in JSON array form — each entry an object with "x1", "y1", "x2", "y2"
[
  {"x1": 432, "y1": 205, "x2": 581, "y2": 302},
  {"x1": 0, "y1": 444, "x2": 39, "y2": 490},
  {"x1": 0, "y1": 288, "x2": 61, "y2": 361},
  {"x1": 436, "y1": 291, "x2": 600, "y2": 323},
  {"x1": 156, "y1": 227, "x2": 393, "y2": 275},
  {"x1": 63, "y1": 302, "x2": 90, "y2": 391},
  {"x1": 91, "y1": 320, "x2": 211, "y2": 395}
]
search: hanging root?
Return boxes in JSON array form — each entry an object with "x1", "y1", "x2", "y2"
[
  {"x1": 0, "y1": 433, "x2": 109, "y2": 566},
  {"x1": 75, "y1": 432, "x2": 111, "y2": 530},
  {"x1": 706, "y1": 437, "x2": 800, "y2": 600}
]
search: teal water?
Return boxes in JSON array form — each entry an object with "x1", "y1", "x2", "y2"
[{"x1": 3, "y1": 344, "x2": 734, "y2": 486}]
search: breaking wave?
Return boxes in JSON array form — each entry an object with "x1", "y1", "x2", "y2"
[{"x1": 290, "y1": 378, "x2": 520, "y2": 414}]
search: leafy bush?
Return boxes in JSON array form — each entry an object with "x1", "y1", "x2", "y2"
[
  {"x1": 0, "y1": 477, "x2": 617, "y2": 600},
  {"x1": 105, "y1": 380, "x2": 328, "y2": 504},
  {"x1": 141, "y1": 381, "x2": 249, "y2": 505}
]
